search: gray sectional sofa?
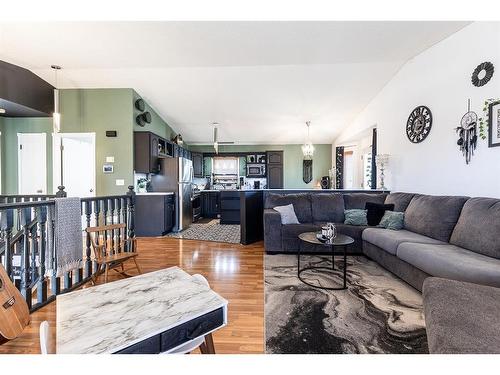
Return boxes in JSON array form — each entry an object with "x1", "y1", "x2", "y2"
[{"x1": 263, "y1": 191, "x2": 500, "y2": 292}]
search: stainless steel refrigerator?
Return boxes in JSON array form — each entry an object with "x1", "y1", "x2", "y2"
[{"x1": 151, "y1": 156, "x2": 193, "y2": 232}]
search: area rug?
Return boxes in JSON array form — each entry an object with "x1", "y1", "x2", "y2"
[
  {"x1": 166, "y1": 219, "x2": 240, "y2": 244},
  {"x1": 265, "y1": 254, "x2": 428, "y2": 354}
]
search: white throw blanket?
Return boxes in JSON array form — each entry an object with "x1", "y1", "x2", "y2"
[{"x1": 50, "y1": 197, "x2": 83, "y2": 277}]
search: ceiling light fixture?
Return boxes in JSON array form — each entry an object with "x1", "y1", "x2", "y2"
[
  {"x1": 302, "y1": 121, "x2": 314, "y2": 159},
  {"x1": 51, "y1": 65, "x2": 62, "y2": 133},
  {"x1": 212, "y1": 122, "x2": 219, "y2": 154}
]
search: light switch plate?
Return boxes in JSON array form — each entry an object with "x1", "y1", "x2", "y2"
[
  {"x1": 106, "y1": 156, "x2": 115, "y2": 163},
  {"x1": 116, "y1": 179, "x2": 125, "y2": 186}
]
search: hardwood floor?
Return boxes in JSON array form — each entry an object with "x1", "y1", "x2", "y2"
[{"x1": 0, "y1": 238, "x2": 264, "y2": 354}]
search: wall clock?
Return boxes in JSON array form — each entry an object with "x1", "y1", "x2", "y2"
[
  {"x1": 406, "y1": 106, "x2": 433, "y2": 143},
  {"x1": 471, "y1": 62, "x2": 494, "y2": 87}
]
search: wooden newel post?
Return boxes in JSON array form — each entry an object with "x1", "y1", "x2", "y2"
[
  {"x1": 126, "y1": 186, "x2": 136, "y2": 251},
  {"x1": 56, "y1": 186, "x2": 67, "y2": 198}
]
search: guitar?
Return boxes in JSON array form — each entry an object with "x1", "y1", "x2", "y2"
[{"x1": 0, "y1": 264, "x2": 30, "y2": 344}]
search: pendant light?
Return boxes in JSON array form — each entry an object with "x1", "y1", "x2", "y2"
[
  {"x1": 51, "y1": 65, "x2": 62, "y2": 133},
  {"x1": 301, "y1": 121, "x2": 314, "y2": 159}
]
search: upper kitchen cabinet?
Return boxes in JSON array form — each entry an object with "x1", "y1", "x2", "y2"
[
  {"x1": 267, "y1": 151, "x2": 284, "y2": 189},
  {"x1": 134, "y1": 131, "x2": 161, "y2": 174},
  {"x1": 192, "y1": 152, "x2": 204, "y2": 178},
  {"x1": 267, "y1": 150, "x2": 283, "y2": 165}
]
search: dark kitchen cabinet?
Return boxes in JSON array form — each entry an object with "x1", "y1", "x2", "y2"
[
  {"x1": 201, "y1": 192, "x2": 220, "y2": 218},
  {"x1": 267, "y1": 151, "x2": 283, "y2": 165},
  {"x1": 135, "y1": 194, "x2": 175, "y2": 236},
  {"x1": 220, "y1": 191, "x2": 240, "y2": 224},
  {"x1": 192, "y1": 152, "x2": 204, "y2": 178},
  {"x1": 267, "y1": 151, "x2": 284, "y2": 189},
  {"x1": 134, "y1": 132, "x2": 161, "y2": 174}
]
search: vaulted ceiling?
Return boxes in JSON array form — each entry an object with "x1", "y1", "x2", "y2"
[{"x1": 0, "y1": 21, "x2": 469, "y2": 144}]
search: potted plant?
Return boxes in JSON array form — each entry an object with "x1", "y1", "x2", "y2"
[{"x1": 137, "y1": 178, "x2": 149, "y2": 193}]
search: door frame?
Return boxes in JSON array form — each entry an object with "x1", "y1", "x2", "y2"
[
  {"x1": 17, "y1": 132, "x2": 47, "y2": 194},
  {"x1": 52, "y1": 132, "x2": 96, "y2": 197}
]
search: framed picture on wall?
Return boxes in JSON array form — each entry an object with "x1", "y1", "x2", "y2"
[{"x1": 488, "y1": 100, "x2": 500, "y2": 147}]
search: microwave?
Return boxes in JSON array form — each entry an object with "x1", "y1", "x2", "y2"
[{"x1": 246, "y1": 164, "x2": 266, "y2": 178}]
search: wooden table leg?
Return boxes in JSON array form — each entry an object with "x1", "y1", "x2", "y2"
[{"x1": 203, "y1": 333, "x2": 216, "y2": 354}]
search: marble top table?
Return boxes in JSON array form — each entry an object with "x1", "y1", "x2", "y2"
[{"x1": 56, "y1": 267, "x2": 228, "y2": 354}]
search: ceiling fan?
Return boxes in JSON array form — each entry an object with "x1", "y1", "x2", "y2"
[{"x1": 212, "y1": 122, "x2": 234, "y2": 154}]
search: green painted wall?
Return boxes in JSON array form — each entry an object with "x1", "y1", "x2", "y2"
[
  {"x1": 58, "y1": 88, "x2": 134, "y2": 196},
  {"x1": 132, "y1": 90, "x2": 177, "y2": 141},
  {"x1": 0, "y1": 88, "x2": 179, "y2": 196},
  {"x1": 0, "y1": 117, "x2": 53, "y2": 194},
  {"x1": 189, "y1": 144, "x2": 333, "y2": 189}
]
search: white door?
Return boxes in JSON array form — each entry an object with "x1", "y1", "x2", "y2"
[
  {"x1": 18, "y1": 133, "x2": 47, "y2": 194},
  {"x1": 53, "y1": 133, "x2": 96, "y2": 198}
]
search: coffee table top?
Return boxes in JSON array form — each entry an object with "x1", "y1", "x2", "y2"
[{"x1": 298, "y1": 232, "x2": 354, "y2": 246}]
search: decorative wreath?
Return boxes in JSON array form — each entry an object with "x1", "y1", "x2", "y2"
[{"x1": 471, "y1": 62, "x2": 494, "y2": 87}]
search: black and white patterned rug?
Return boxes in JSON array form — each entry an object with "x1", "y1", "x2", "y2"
[
  {"x1": 166, "y1": 219, "x2": 240, "y2": 244},
  {"x1": 265, "y1": 254, "x2": 428, "y2": 354}
]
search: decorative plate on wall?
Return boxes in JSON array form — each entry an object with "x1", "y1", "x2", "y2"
[
  {"x1": 143, "y1": 111, "x2": 152, "y2": 124},
  {"x1": 406, "y1": 105, "x2": 433, "y2": 143},
  {"x1": 136, "y1": 114, "x2": 146, "y2": 127},
  {"x1": 135, "y1": 98, "x2": 145, "y2": 111},
  {"x1": 471, "y1": 62, "x2": 494, "y2": 87}
]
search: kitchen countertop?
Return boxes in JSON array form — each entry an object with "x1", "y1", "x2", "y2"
[
  {"x1": 136, "y1": 192, "x2": 175, "y2": 195},
  {"x1": 56, "y1": 267, "x2": 227, "y2": 354}
]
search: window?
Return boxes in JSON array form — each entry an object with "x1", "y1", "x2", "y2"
[{"x1": 213, "y1": 157, "x2": 238, "y2": 175}]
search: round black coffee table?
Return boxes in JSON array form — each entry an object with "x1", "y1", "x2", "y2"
[{"x1": 297, "y1": 232, "x2": 354, "y2": 290}]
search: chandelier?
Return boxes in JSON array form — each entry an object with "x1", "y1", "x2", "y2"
[{"x1": 301, "y1": 121, "x2": 314, "y2": 158}]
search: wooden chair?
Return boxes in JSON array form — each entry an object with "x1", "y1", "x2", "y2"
[{"x1": 85, "y1": 223, "x2": 141, "y2": 284}]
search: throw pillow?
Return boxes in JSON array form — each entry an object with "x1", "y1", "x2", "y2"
[
  {"x1": 344, "y1": 209, "x2": 368, "y2": 226},
  {"x1": 379, "y1": 211, "x2": 405, "y2": 230},
  {"x1": 273, "y1": 204, "x2": 300, "y2": 224},
  {"x1": 365, "y1": 202, "x2": 395, "y2": 226}
]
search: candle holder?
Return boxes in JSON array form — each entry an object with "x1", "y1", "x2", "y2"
[{"x1": 375, "y1": 154, "x2": 390, "y2": 190}]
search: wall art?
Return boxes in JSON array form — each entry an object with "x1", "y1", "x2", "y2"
[
  {"x1": 471, "y1": 62, "x2": 494, "y2": 87},
  {"x1": 455, "y1": 100, "x2": 478, "y2": 164},
  {"x1": 488, "y1": 100, "x2": 500, "y2": 148},
  {"x1": 406, "y1": 105, "x2": 432, "y2": 143}
]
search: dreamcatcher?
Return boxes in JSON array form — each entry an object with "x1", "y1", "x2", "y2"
[{"x1": 455, "y1": 99, "x2": 478, "y2": 164}]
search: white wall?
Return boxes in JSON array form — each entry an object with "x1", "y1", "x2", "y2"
[{"x1": 334, "y1": 22, "x2": 500, "y2": 197}]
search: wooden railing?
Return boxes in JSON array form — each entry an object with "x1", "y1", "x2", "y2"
[{"x1": 0, "y1": 186, "x2": 136, "y2": 312}]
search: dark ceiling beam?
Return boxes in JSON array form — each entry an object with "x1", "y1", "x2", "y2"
[{"x1": 0, "y1": 60, "x2": 54, "y2": 117}]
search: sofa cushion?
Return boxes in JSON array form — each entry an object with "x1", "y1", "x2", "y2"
[
  {"x1": 273, "y1": 204, "x2": 300, "y2": 224},
  {"x1": 310, "y1": 193, "x2": 345, "y2": 223},
  {"x1": 362, "y1": 228, "x2": 445, "y2": 255},
  {"x1": 423, "y1": 277, "x2": 500, "y2": 354},
  {"x1": 404, "y1": 195, "x2": 469, "y2": 242},
  {"x1": 384, "y1": 192, "x2": 416, "y2": 212},
  {"x1": 449, "y1": 197, "x2": 500, "y2": 259},
  {"x1": 282, "y1": 223, "x2": 320, "y2": 251},
  {"x1": 264, "y1": 193, "x2": 312, "y2": 223},
  {"x1": 397, "y1": 242, "x2": 500, "y2": 288},
  {"x1": 378, "y1": 211, "x2": 405, "y2": 230},
  {"x1": 365, "y1": 202, "x2": 394, "y2": 226},
  {"x1": 344, "y1": 209, "x2": 368, "y2": 226},
  {"x1": 343, "y1": 193, "x2": 387, "y2": 209}
]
